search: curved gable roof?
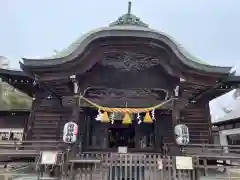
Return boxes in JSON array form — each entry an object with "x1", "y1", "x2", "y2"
[{"x1": 22, "y1": 13, "x2": 233, "y2": 75}]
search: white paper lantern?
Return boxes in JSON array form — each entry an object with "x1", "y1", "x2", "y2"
[
  {"x1": 175, "y1": 124, "x2": 189, "y2": 145},
  {"x1": 63, "y1": 122, "x2": 78, "y2": 144}
]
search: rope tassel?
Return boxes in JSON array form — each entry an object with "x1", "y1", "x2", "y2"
[
  {"x1": 143, "y1": 112, "x2": 153, "y2": 123},
  {"x1": 122, "y1": 113, "x2": 132, "y2": 124},
  {"x1": 101, "y1": 111, "x2": 110, "y2": 123}
]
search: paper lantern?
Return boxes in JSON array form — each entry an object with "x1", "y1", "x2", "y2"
[
  {"x1": 63, "y1": 122, "x2": 78, "y2": 143},
  {"x1": 175, "y1": 124, "x2": 189, "y2": 145}
]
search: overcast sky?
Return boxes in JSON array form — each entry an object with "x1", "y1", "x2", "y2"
[{"x1": 1, "y1": 0, "x2": 240, "y2": 120}]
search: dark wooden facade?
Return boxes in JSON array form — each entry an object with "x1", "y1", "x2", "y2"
[
  {"x1": 1, "y1": 10, "x2": 240, "y2": 155},
  {"x1": 0, "y1": 110, "x2": 29, "y2": 142},
  {"x1": 0, "y1": 110, "x2": 28, "y2": 128}
]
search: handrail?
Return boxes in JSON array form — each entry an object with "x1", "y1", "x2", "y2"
[
  {"x1": 0, "y1": 142, "x2": 240, "y2": 157},
  {"x1": 0, "y1": 140, "x2": 67, "y2": 151},
  {"x1": 183, "y1": 144, "x2": 240, "y2": 148},
  {"x1": 162, "y1": 143, "x2": 240, "y2": 156},
  {"x1": 0, "y1": 140, "x2": 64, "y2": 144},
  {"x1": 163, "y1": 143, "x2": 240, "y2": 149}
]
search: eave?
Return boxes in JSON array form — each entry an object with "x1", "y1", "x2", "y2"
[
  {"x1": 0, "y1": 109, "x2": 30, "y2": 114},
  {"x1": 200, "y1": 75, "x2": 240, "y2": 100},
  {"x1": 177, "y1": 75, "x2": 240, "y2": 111},
  {"x1": 212, "y1": 117, "x2": 240, "y2": 126},
  {"x1": 0, "y1": 68, "x2": 34, "y2": 97}
]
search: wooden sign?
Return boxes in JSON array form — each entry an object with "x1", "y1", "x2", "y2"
[
  {"x1": 176, "y1": 156, "x2": 193, "y2": 170},
  {"x1": 41, "y1": 151, "x2": 57, "y2": 165},
  {"x1": 118, "y1": 146, "x2": 128, "y2": 153}
]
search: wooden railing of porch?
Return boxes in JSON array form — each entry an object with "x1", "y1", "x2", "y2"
[{"x1": 0, "y1": 142, "x2": 239, "y2": 179}]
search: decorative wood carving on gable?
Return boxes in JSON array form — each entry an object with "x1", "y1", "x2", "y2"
[
  {"x1": 100, "y1": 50, "x2": 168, "y2": 71},
  {"x1": 83, "y1": 87, "x2": 169, "y2": 107},
  {"x1": 76, "y1": 48, "x2": 179, "y2": 108},
  {"x1": 80, "y1": 64, "x2": 175, "y2": 90}
]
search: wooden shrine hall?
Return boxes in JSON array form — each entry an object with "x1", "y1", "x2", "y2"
[{"x1": 1, "y1": 3, "x2": 240, "y2": 156}]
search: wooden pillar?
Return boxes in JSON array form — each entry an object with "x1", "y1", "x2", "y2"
[
  {"x1": 25, "y1": 81, "x2": 38, "y2": 140},
  {"x1": 172, "y1": 86, "x2": 181, "y2": 125},
  {"x1": 172, "y1": 99, "x2": 180, "y2": 129},
  {"x1": 25, "y1": 97, "x2": 35, "y2": 140},
  {"x1": 58, "y1": 98, "x2": 63, "y2": 140},
  {"x1": 134, "y1": 122, "x2": 140, "y2": 149},
  {"x1": 154, "y1": 110, "x2": 162, "y2": 153},
  {"x1": 70, "y1": 75, "x2": 80, "y2": 154},
  {"x1": 0, "y1": 78, "x2": 2, "y2": 107},
  {"x1": 171, "y1": 85, "x2": 181, "y2": 155},
  {"x1": 78, "y1": 108, "x2": 86, "y2": 152},
  {"x1": 204, "y1": 102, "x2": 213, "y2": 144},
  {"x1": 82, "y1": 111, "x2": 89, "y2": 151}
]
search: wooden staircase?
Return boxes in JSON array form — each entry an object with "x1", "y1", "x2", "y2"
[
  {"x1": 32, "y1": 111, "x2": 61, "y2": 140},
  {"x1": 27, "y1": 97, "x2": 71, "y2": 141},
  {"x1": 181, "y1": 103, "x2": 211, "y2": 144}
]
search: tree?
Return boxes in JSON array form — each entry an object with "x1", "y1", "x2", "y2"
[
  {"x1": 0, "y1": 81, "x2": 31, "y2": 110},
  {"x1": 7, "y1": 93, "x2": 31, "y2": 109}
]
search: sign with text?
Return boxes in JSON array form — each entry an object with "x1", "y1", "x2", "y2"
[
  {"x1": 176, "y1": 156, "x2": 193, "y2": 170},
  {"x1": 41, "y1": 151, "x2": 57, "y2": 165}
]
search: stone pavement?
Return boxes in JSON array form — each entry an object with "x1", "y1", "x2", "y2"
[{"x1": 199, "y1": 169, "x2": 240, "y2": 180}]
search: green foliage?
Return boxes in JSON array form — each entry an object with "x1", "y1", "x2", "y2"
[{"x1": 0, "y1": 81, "x2": 32, "y2": 110}]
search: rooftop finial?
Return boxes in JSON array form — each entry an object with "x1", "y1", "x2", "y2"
[
  {"x1": 128, "y1": 1, "x2": 132, "y2": 14},
  {"x1": 109, "y1": 0, "x2": 148, "y2": 27}
]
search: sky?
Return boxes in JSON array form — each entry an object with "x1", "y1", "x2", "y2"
[{"x1": 1, "y1": 0, "x2": 240, "y2": 120}]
